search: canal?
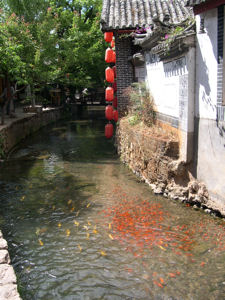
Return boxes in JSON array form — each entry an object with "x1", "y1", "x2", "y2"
[{"x1": 0, "y1": 108, "x2": 225, "y2": 299}]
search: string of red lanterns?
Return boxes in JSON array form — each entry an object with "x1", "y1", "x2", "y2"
[
  {"x1": 105, "y1": 123, "x2": 114, "y2": 139},
  {"x1": 105, "y1": 48, "x2": 116, "y2": 64},
  {"x1": 104, "y1": 32, "x2": 118, "y2": 139},
  {"x1": 105, "y1": 67, "x2": 114, "y2": 83},
  {"x1": 104, "y1": 32, "x2": 113, "y2": 43},
  {"x1": 105, "y1": 87, "x2": 114, "y2": 102},
  {"x1": 113, "y1": 97, "x2": 117, "y2": 108},
  {"x1": 111, "y1": 39, "x2": 115, "y2": 48},
  {"x1": 113, "y1": 110, "x2": 118, "y2": 122},
  {"x1": 112, "y1": 66, "x2": 117, "y2": 78},
  {"x1": 105, "y1": 105, "x2": 114, "y2": 120}
]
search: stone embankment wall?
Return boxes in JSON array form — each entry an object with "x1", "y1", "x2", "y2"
[
  {"x1": 0, "y1": 107, "x2": 64, "y2": 299},
  {"x1": 117, "y1": 118, "x2": 225, "y2": 218},
  {"x1": 0, "y1": 108, "x2": 63, "y2": 156},
  {"x1": 0, "y1": 230, "x2": 21, "y2": 300}
]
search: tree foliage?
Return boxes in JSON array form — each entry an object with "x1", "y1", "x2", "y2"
[
  {"x1": 0, "y1": 12, "x2": 36, "y2": 85},
  {"x1": 0, "y1": 0, "x2": 105, "y2": 90}
]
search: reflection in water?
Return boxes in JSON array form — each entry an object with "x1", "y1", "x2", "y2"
[{"x1": 0, "y1": 109, "x2": 225, "y2": 300}]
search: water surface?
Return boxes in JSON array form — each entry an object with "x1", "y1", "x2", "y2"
[{"x1": 0, "y1": 109, "x2": 225, "y2": 300}]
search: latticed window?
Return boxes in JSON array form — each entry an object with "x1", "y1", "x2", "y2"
[
  {"x1": 216, "y1": 4, "x2": 225, "y2": 124},
  {"x1": 222, "y1": 6, "x2": 225, "y2": 106}
]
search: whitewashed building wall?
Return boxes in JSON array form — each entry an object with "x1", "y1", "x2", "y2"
[
  {"x1": 145, "y1": 54, "x2": 182, "y2": 119},
  {"x1": 194, "y1": 8, "x2": 225, "y2": 207},
  {"x1": 195, "y1": 9, "x2": 218, "y2": 120},
  {"x1": 144, "y1": 49, "x2": 196, "y2": 163}
]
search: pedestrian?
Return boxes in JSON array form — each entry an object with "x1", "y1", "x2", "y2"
[{"x1": 0, "y1": 87, "x2": 7, "y2": 125}]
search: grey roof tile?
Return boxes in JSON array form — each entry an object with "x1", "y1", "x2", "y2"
[{"x1": 101, "y1": 0, "x2": 193, "y2": 31}]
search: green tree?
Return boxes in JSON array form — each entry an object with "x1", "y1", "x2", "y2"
[
  {"x1": 0, "y1": 12, "x2": 38, "y2": 123},
  {"x1": 0, "y1": 0, "x2": 105, "y2": 113},
  {"x1": 4, "y1": 0, "x2": 48, "y2": 21},
  {"x1": 45, "y1": 0, "x2": 106, "y2": 89}
]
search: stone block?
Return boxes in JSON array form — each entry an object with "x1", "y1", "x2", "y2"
[
  {"x1": 0, "y1": 250, "x2": 10, "y2": 264},
  {"x1": 0, "y1": 265, "x2": 17, "y2": 285},
  {"x1": 0, "y1": 284, "x2": 21, "y2": 300},
  {"x1": 0, "y1": 239, "x2": 8, "y2": 250}
]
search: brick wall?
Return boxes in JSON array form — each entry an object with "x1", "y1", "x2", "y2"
[{"x1": 115, "y1": 34, "x2": 134, "y2": 115}]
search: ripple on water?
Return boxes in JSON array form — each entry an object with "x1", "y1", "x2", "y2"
[{"x1": 0, "y1": 116, "x2": 224, "y2": 300}]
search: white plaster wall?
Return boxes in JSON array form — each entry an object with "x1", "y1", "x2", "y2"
[
  {"x1": 195, "y1": 9, "x2": 218, "y2": 120},
  {"x1": 194, "y1": 9, "x2": 225, "y2": 207},
  {"x1": 187, "y1": 48, "x2": 196, "y2": 133},
  {"x1": 196, "y1": 118, "x2": 225, "y2": 208},
  {"x1": 145, "y1": 54, "x2": 188, "y2": 119}
]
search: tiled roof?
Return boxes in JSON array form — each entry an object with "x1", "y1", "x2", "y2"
[
  {"x1": 186, "y1": 0, "x2": 208, "y2": 6},
  {"x1": 101, "y1": 0, "x2": 193, "y2": 31}
]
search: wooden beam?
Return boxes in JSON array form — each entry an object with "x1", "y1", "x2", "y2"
[{"x1": 117, "y1": 30, "x2": 134, "y2": 34}]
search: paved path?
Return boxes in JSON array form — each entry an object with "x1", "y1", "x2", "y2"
[{"x1": 0, "y1": 106, "x2": 53, "y2": 130}]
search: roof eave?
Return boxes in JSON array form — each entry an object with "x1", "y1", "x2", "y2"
[
  {"x1": 186, "y1": 0, "x2": 225, "y2": 14},
  {"x1": 134, "y1": 29, "x2": 167, "y2": 50},
  {"x1": 151, "y1": 32, "x2": 196, "y2": 61}
]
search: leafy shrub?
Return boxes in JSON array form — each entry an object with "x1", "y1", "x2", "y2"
[
  {"x1": 128, "y1": 115, "x2": 139, "y2": 126},
  {"x1": 123, "y1": 82, "x2": 156, "y2": 127}
]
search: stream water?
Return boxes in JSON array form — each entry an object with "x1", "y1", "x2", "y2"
[{"x1": 0, "y1": 108, "x2": 225, "y2": 300}]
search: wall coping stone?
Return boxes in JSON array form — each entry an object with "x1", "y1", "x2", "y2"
[
  {"x1": 0, "y1": 106, "x2": 63, "y2": 156},
  {"x1": 0, "y1": 231, "x2": 21, "y2": 299}
]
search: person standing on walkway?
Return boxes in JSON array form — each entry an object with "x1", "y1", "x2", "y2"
[
  {"x1": 0, "y1": 86, "x2": 7, "y2": 125},
  {"x1": 0, "y1": 82, "x2": 15, "y2": 125}
]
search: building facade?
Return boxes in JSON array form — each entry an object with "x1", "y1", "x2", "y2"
[
  {"x1": 186, "y1": 0, "x2": 225, "y2": 207},
  {"x1": 101, "y1": 0, "x2": 225, "y2": 211}
]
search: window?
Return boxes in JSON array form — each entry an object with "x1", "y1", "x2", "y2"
[{"x1": 222, "y1": 6, "x2": 225, "y2": 105}]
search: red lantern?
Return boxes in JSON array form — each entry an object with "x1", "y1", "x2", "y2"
[
  {"x1": 105, "y1": 105, "x2": 113, "y2": 120},
  {"x1": 112, "y1": 66, "x2": 117, "y2": 78},
  {"x1": 105, "y1": 48, "x2": 116, "y2": 63},
  {"x1": 105, "y1": 67, "x2": 114, "y2": 83},
  {"x1": 113, "y1": 110, "x2": 118, "y2": 122},
  {"x1": 111, "y1": 39, "x2": 115, "y2": 48},
  {"x1": 104, "y1": 32, "x2": 113, "y2": 43},
  {"x1": 113, "y1": 97, "x2": 117, "y2": 108},
  {"x1": 112, "y1": 50, "x2": 116, "y2": 63},
  {"x1": 112, "y1": 81, "x2": 117, "y2": 92},
  {"x1": 105, "y1": 123, "x2": 113, "y2": 139},
  {"x1": 105, "y1": 87, "x2": 114, "y2": 102}
]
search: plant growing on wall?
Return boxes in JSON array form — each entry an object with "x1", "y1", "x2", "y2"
[
  {"x1": 124, "y1": 82, "x2": 156, "y2": 127},
  {"x1": 159, "y1": 17, "x2": 195, "y2": 55}
]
